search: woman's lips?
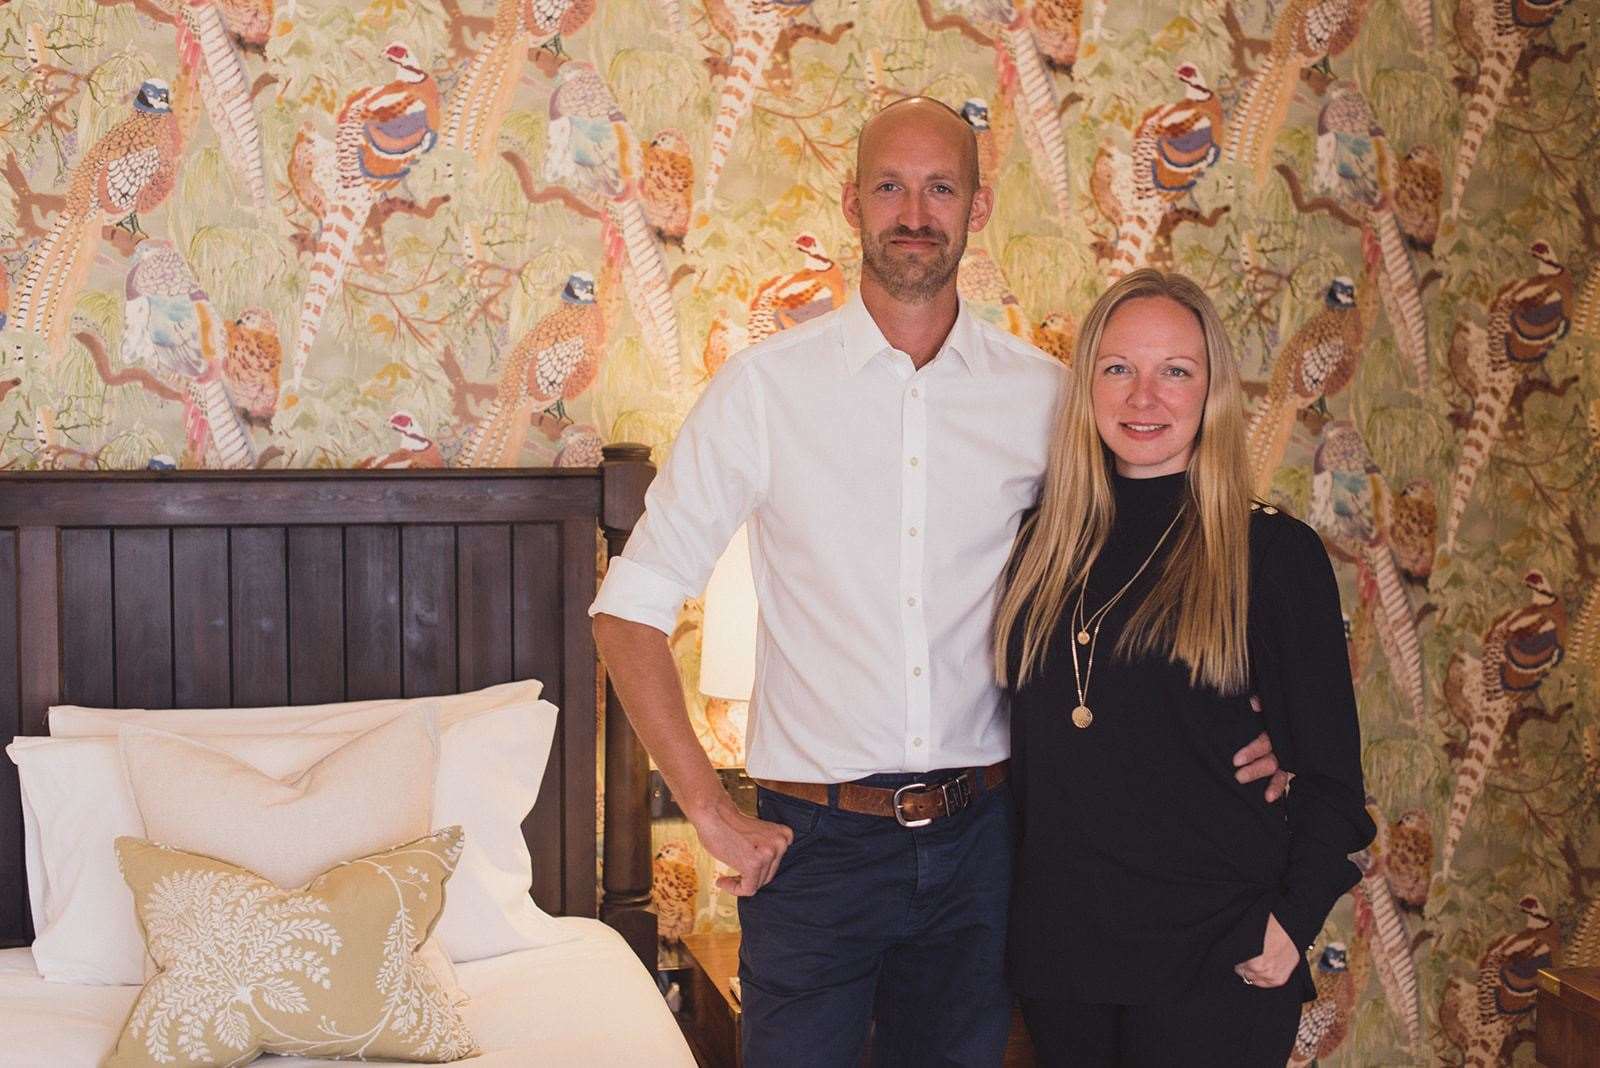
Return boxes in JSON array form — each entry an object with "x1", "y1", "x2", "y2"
[{"x1": 1118, "y1": 421, "x2": 1170, "y2": 439}]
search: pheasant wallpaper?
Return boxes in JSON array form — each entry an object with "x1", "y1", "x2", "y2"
[{"x1": 1, "y1": 0, "x2": 1596, "y2": 1062}]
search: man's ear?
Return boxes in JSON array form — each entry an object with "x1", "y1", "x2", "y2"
[
  {"x1": 967, "y1": 184, "x2": 995, "y2": 233},
  {"x1": 841, "y1": 176, "x2": 862, "y2": 230}
]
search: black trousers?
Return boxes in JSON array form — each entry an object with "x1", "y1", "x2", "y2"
[{"x1": 1019, "y1": 975, "x2": 1303, "y2": 1068}]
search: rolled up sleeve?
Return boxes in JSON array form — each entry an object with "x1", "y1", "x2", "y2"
[{"x1": 589, "y1": 353, "x2": 768, "y2": 634}]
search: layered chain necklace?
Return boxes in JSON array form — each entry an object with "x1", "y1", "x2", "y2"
[{"x1": 1067, "y1": 506, "x2": 1184, "y2": 729}]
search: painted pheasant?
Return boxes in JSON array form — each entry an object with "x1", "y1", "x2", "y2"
[
  {"x1": 458, "y1": 271, "x2": 607, "y2": 468},
  {"x1": 698, "y1": 0, "x2": 799, "y2": 214},
  {"x1": 10, "y1": 79, "x2": 185, "y2": 360},
  {"x1": 1308, "y1": 421, "x2": 1427, "y2": 727},
  {"x1": 1313, "y1": 82, "x2": 1428, "y2": 386},
  {"x1": 641, "y1": 129, "x2": 694, "y2": 246},
  {"x1": 1449, "y1": 0, "x2": 1572, "y2": 219},
  {"x1": 1245, "y1": 276, "x2": 1364, "y2": 495},
  {"x1": 988, "y1": 2, "x2": 1073, "y2": 224},
  {"x1": 1353, "y1": 802, "x2": 1424, "y2": 1059},
  {"x1": 651, "y1": 840, "x2": 699, "y2": 944},
  {"x1": 1385, "y1": 808, "x2": 1435, "y2": 910},
  {"x1": 222, "y1": 307, "x2": 281, "y2": 426},
  {"x1": 1222, "y1": 0, "x2": 1374, "y2": 186},
  {"x1": 1442, "y1": 242, "x2": 1572, "y2": 553},
  {"x1": 289, "y1": 42, "x2": 440, "y2": 395},
  {"x1": 544, "y1": 59, "x2": 682, "y2": 387},
  {"x1": 957, "y1": 248, "x2": 1027, "y2": 337},
  {"x1": 173, "y1": 0, "x2": 268, "y2": 213},
  {"x1": 1289, "y1": 927, "x2": 1371, "y2": 1066},
  {"x1": 746, "y1": 233, "x2": 846, "y2": 347},
  {"x1": 960, "y1": 98, "x2": 1010, "y2": 188},
  {"x1": 1393, "y1": 144, "x2": 1442, "y2": 254},
  {"x1": 439, "y1": 0, "x2": 596, "y2": 171},
  {"x1": 121, "y1": 239, "x2": 257, "y2": 470},
  {"x1": 1105, "y1": 63, "x2": 1224, "y2": 279},
  {"x1": 1441, "y1": 571, "x2": 1566, "y2": 877},
  {"x1": 1386, "y1": 477, "x2": 1437, "y2": 582},
  {"x1": 357, "y1": 410, "x2": 445, "y2": 468},
  {"x1": 1444, "y1": 896, "x2": 1559, "y2": 1067},
  {"x1": 1027, "y1": 0, "x2": 1082, "y2": 73},
  {"x1": 1032, "y1": 312, "x2": 1077, "y2": 365}
]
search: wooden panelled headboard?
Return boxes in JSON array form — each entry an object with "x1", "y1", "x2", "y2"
[{"x1": 0, "y1": 453, "x2": 658, "y2": 963}]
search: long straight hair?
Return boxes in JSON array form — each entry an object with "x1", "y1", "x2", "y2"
[{"x1": 993, "y1": 269, "x2": 1253, "y2": 694}]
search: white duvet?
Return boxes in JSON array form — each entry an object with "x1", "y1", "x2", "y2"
[{"x1": 0, "y1": 918, "x2": 694, "y2": 1067}]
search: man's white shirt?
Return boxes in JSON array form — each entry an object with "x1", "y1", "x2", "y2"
[{"x1": 590, "y1": 292, "x2": 1066, "y2": 782}]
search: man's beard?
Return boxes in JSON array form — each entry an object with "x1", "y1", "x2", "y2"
[{"x1": 861, "y1": 224, "x2": 967, "y2": 303}]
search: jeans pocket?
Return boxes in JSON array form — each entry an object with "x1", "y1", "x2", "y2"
[{"x1": 756, "y1": 788, "x2": 824, "y2": 847}]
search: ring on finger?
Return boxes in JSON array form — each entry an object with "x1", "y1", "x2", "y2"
[{"x1": 1241, "y1": 976, "x2": 1254, "y2": 985}]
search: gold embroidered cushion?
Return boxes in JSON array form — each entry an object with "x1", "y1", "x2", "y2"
[{"x1": 104, "y1": 827, "x2": 477, "y2": 1067}]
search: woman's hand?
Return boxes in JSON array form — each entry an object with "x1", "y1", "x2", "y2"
[{"x1": 1234, "y1": 913, "x2": 1301, "y2": 988}]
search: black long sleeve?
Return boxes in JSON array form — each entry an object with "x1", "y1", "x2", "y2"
[
  {"x1": 1250, "y1": 515, "x2": 1375, "y2": 952},
  {"x1": 1005, "y1": 472, "x2": 1375, "y2": 1005}
]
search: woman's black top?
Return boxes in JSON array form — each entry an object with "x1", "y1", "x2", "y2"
[{"x1": 1006, "y1": 470, "x2": 1375, "y2": 1004}]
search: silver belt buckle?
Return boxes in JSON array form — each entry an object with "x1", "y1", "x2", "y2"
[{"x1": 892, "y1": 782, "x2": 932, "y2": 828}]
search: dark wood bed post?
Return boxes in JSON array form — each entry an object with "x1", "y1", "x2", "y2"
[{"x1": 597, "y1": 443, "x2": 659, "y2": 970}]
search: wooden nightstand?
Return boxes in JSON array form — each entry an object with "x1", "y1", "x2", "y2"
[
  {"x1": 1536, "y1": 967, "x2": 1600, "y2": 1067},
  {"x1": 676, "y1": 929, "x2": 1037, "y2": 1067},
  {"x1": 680, "y1": 930, "x2": 742, "y2": 1068}
]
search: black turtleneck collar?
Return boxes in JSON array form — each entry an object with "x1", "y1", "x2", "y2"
[{"x1": 1109, "y1": 468, "x2": 1188, "y2": 524}]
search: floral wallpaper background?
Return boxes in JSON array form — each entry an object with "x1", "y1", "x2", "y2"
[{"x1": 2, "y1": 0, "x2": 1598, "y2": 1062}]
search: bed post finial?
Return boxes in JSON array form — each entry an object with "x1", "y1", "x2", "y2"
[{"x1": 598, "y1": 443, "x2": 659, "y2": 968}]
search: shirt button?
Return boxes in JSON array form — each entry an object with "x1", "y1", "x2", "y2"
[
  {"x1": 907, "y1": 596, "x2": 918, "y2": 607},
  {"x1": 913, "y1": 737, "x2": 924, "y2": 748},
  {"x1": 909, "y1": 456, "x2": 919, "y2": 467},
  {"x1": 910, "y1": 388, "x2": 920, "y2": 399},
  {"x1": 909, "y1": 527, "x2": 918, "y2": 537},
  {"x1": 912, "y1": 666, "x2": 923, "y2": 677}
]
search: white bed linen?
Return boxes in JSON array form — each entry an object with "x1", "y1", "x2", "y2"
[{"x1": 0, "y1": 918, "x2": 694, "y2": 1067}]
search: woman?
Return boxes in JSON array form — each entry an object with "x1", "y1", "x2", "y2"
[{"x1": 993, "y1": 269, "x2": 1375, "y2": 1066}]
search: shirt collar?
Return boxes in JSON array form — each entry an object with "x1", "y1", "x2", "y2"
[{"x1": 837, "y1": 291, "x2": 987, "y2": 377}]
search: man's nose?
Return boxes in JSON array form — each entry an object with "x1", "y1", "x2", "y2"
[{"x1": 899, "y1": 192, "x2": 930, "y2": 229}]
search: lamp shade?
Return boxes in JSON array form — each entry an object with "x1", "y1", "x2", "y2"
[{"x1": 698, "y1": 525, "x2": 757, "y2": 701}]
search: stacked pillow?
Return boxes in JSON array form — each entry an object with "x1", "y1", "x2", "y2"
[{"x1": 6, "y1": 679, "x2": 574, "y2": 993}]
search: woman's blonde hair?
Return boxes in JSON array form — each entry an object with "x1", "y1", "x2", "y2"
[{"x1": 993, "y1": 268, "x2": 1252, "y2": 693}]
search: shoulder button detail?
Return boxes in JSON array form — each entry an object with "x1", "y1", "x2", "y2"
[{"x1": 1264, "y1": 505, "x2": 1279, "y2": 515}]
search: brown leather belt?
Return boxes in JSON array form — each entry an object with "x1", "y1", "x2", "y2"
[{"x1": 755, "y1": 761, "x2": 1008, "y2": 827}]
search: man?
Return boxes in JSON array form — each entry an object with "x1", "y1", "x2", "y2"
[{"x1": 592, "y1": 98, "x2": 1283, "y2": 1066}]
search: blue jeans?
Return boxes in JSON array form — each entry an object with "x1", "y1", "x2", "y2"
[{"x1": 737, "y1": 773, "x2": 1014, "y2": 1068}]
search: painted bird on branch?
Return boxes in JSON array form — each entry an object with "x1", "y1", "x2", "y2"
[
  {"x1": 10, "y1": 79, "x2": 185, "y2": 361},
  {"x1": 120, "y1": 239, "x2": 257, "y2": 470},
  {"x1": 288, "y1": 42, "x2": 440, "y2": 396}
]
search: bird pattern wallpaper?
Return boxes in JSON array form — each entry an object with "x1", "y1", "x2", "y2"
[{"x1": 0, "y1": 0, "x2": 1597, "y2": 1062}]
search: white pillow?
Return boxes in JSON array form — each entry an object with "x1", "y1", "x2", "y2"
[
  {"x1": 48, "y1": 678, "x2": 543, "y2": 736},
  {"x1": 119, "y1": 712, "x2": 439, "y2": 890},
  {"x1": 8, "y1": 699, "x2": 573, "y2": 983}
]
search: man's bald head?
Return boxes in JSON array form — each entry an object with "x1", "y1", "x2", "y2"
[{"x1": 855, "y1": 96, "x2": 981, "y2": 193}]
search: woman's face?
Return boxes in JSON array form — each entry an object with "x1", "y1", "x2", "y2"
[{"x1": 1091, "y1": 295, "x2": 1209, "y2": 479}]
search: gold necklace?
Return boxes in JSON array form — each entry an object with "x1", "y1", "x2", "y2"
[{"x1": 1067, "y1": 506, "x2": 1184, "y2": 729}]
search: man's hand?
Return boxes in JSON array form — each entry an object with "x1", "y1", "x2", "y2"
[
  {"x1": 1233, "y1": 696, "x2": 1293, "y2": 802},
  {"x1": 1234, "y1": 913, "x2": 1300, "y2": 988},
  {"x1": 691, "y1": 795, "x2": 795, "y2": 897}
]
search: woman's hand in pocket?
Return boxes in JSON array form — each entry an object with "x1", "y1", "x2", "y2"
[{"x1": 1233, "y1": 913, "x2": 1300, "y2": 988}]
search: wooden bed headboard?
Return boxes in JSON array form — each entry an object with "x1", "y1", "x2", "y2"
[{"x1": 0, "y1": 451, "x2": 658, "y2": 964}]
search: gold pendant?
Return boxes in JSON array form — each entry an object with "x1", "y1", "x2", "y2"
[
  {"x1": 1077, "y1": 630, "x2": 1091, "y2": 645},
  {"x1": 1071, "y1": 705, "x2": 1093, "y2": 729}
]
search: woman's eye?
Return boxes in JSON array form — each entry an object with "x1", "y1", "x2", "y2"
[
  {"x1": 1103, "y1": 364, "x2": 1129, "y2": 375},
  {"x1": 1165, "y1": 366, "x2": 1191, "y2": 377}
]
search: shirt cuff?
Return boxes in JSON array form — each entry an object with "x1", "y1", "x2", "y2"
[{"x1": 589, "y1": 555, "x2": 691, "y2": 635}]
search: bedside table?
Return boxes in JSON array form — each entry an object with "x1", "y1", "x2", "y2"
[
  {"x1": 676, "y1": 930, "x2": 1037, "y2": 1067},
  {"x1": 680, "y1": 931, "x2": 742, "y2": 1068}
]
